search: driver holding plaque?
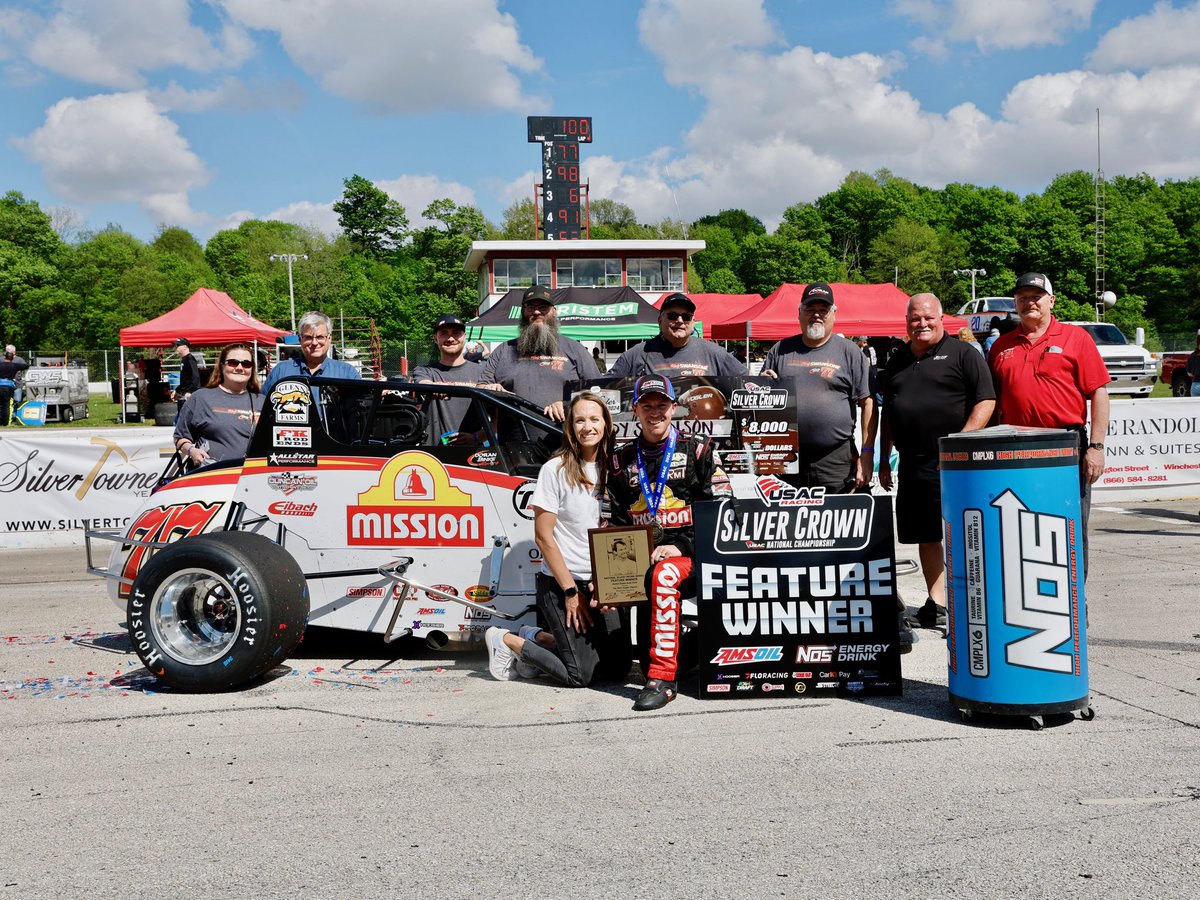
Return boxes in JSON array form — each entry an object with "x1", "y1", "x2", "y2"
[{"x1": 607, "y1": 374, "x2": 727, "y2": 711}]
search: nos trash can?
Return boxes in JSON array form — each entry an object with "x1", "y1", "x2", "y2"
[{"x1": 940, "y1": 426, "x2": 1092, "y2": 725}]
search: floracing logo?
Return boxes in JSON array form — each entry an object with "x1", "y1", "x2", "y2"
[
  {"x1": 268, "y1": 500, "x2": 317, "y2": 517},
  {"x1": 709, "y1": 646, "x2": 783, "y2": 666},
  {"x1": 347, "y1": 451, "x2": 485, "y2": 547},
  {"x1": 272, "y1": 426, "x2": 312, "y2": 448},
  {"x1": 267, "y1": 472, "x2": 317, "y2": 494},
  {"x1": 270, "y1": 381, "x2": 312, "y2": 424}
]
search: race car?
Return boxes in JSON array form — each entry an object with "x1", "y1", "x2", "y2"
[{"x1": 86, "y1": 377, "x2": 560, "y2": 692}]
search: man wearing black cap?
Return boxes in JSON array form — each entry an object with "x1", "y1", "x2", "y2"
[
  {"x1": 411, "y1": 313, "x2": 485, "y2": 444},
  {"x1": 479, "y1": 284, "x2": 599, "y2": 423},
  {"x1": 606, "y1": 292, "x2": 746, "y2": 378},
  {"x1": 761, "y1": 282, "x2": 877, "y2": 493},
  {"x1": 607, "y1": 374, "x2": 728, "y2": 711},
  {"x1": 172, "y1": 337, "x2": 202, "y2": 414},
  {"x1": 989, "y1": 273, "x2": 1110, "y2": 574}
]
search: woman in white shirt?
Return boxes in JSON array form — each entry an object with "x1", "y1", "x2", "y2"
[{"x1": 485, "y1": 392, "x2": 628, "y2": 685}]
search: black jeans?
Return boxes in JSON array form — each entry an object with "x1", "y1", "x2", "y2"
[{"x1": 519, "y1": 573, "x2": 631, "y2": 687}]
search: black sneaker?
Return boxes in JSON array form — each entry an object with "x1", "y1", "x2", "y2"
[
  {"x1": 633, "y1": 678, "x2": 677, "y2": 711},
  {"x1": 915, "y1": 598, "x2": 948, "y2": 628},
  {"x1": 898, "y1": 615, "x2": 917, "y2": 654}
]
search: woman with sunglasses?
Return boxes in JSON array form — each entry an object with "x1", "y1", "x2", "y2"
[
  {"x1": 605, "y1": 292, "x2": 747, "y2": 377},
  {"x1": 173, "y1": 343, "x2": 265, "y2": 469}
]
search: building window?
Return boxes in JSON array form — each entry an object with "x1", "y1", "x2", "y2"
[
  {"x1": 556, "y1": 258, "x2": 621, "y2": 287},
  {"x1": 627, "y1": 257, "x2": 684, "y2": 291},
  {"x1": 493, "y1": 258, "x2": 551, "y2": 291}
]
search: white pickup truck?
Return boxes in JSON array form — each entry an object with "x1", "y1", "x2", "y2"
[{"x1": 1062, "y1": 321, "x2": 1157, "y2": 397}]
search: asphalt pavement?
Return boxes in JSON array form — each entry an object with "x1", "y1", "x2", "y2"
[{"x1": 2, "y1": 499, "x2": 1198, "y2": 898}]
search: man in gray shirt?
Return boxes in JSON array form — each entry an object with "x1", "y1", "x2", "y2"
[
  {"x1": 411, "y1": 313, "x2": 484, "y2": 444},
  {"x1": 606, "y1": 292, "x2": 747, "y2": 379},
  {"x1": 761, "y1": 282, "x2": 876, "y2": 493},
  {"x1": 480, "y1": 285, "x2": 600, "y2": 423}
]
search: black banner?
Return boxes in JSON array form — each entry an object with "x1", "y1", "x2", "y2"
[{"x1": 695, "y1": 493, "x2": 903, "y2": 699}]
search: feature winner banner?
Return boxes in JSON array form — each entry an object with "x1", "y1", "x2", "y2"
[
  {"x1": 0, "y1": 428, "x2": 174, "y2": 549},
  {"x1": 694, "y1": 484, "x2": 903, "y2": 700}
]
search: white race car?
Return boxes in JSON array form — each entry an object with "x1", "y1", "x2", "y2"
[{"x1": 86, "y1": 377, "x2": 559, "y2": 692}]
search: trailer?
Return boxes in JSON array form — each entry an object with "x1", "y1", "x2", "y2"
[{"x1": 23, "y1": 362, "x2": 90, "y2": 422}]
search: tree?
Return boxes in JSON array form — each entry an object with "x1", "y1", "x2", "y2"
[
  {"x1": 693, "y1": 209, "x2": 765, "y2": 241},
  {"x1": 0, "y1": 192, "x2": 67, "y2": 345},
  {"x1": 737, "y1": 233, "x2": 843, "y2": 297},
  {"x1": 866, "y1": 218, "x2": 941, "y2": 293},
  {"x1": 500, "y1": 198, "x2": 537, "y2": 240},
  {"x1": 333, "y1": 174, "x2": 409, "y2": 256}
]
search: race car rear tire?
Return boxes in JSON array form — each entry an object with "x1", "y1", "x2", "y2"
[{"x1": 127, "y1": 531, "x2": 309, "y2": 692}]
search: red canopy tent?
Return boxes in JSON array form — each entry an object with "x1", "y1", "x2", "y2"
[
  {"x1": 653, "y1": 292, "x2": 764, "y2": 338},
  {"x1": 709, "y1": 283, "x2": 969, "y2": 340},
  {"x1": 119, "y1": 288, "x2": 288, "y2": 346}
]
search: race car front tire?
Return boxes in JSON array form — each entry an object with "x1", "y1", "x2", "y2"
[{"x1": 127, "y1": 531, "x2": 309, "y2": 692}]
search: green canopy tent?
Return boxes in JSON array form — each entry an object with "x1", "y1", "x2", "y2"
[{"x1": 467, "y1": 286, "x2": 699, "y2": 340}]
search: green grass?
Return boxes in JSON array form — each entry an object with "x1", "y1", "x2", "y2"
[{"x1": 6, "y1": 394, "x2": 163, "y2": 429}]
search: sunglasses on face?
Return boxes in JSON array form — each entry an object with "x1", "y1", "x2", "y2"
[
  {"x1": 664, "y1": 311, "x2": 693, "y2": 322},
  {"x1": 224, "y1": 358, "x2": 254, "y2": 369}
]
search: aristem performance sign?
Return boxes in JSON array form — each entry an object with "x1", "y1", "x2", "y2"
[{"x1": 695, "y1": 487, "x2": 903, "y2": 699}]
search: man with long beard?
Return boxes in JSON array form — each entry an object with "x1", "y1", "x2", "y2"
[{"x1": 480, "y1": 285, "x2": 600, "y2": 424}]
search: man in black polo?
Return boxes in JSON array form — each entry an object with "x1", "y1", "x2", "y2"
[
  {"x1": 878, "y1": 293, "x2": 995, "y2": 627},
  {"x1": 606, "y1": 292, "x2": 746, "y2": 378}
]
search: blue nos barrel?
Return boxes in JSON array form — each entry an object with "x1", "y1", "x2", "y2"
[{"x1": 940, "y1": 426, "x2": 1089, "y2": 716}]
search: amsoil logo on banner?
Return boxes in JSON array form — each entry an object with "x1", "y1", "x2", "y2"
[{"x1": 347, "y1": 451, "x2": 485, "y2": 547}]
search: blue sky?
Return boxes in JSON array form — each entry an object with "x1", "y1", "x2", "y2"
[{"x1": 3, "y1": 0, "x2": 1199, "y2": 242}]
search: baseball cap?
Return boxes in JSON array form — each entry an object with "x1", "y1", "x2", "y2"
[
  {"x1": 522, "y1": 284, "x2": 554, "y2": 305},
  {"x1": 172, "y1": 337, "x2": 190, "y2": 347},
  {"x1": 659, "y1": 292, "x2": 696, "y2": 314},
  {"x1": 800, "y1": 282, "x2": 835, "y2": 306},
  {"x1": 434, "y1": 314, "x2": 466, "y2": 330},
  {"x1": 632, "y1": 374, "x2": 676, "y2": 404},
  {"x1": 1013, "y1": 272, "x2": 1053, "y2": 296}
]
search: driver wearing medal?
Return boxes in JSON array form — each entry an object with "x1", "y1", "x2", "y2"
[{"x1": 607, "y1": 374, "x2": 728, "y2": 711}]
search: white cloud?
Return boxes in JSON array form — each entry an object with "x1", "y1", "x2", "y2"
[
  {"x1": 1088, "y1": 1, "x2": 1200, "y2": 71},
  {"x1": 25, "y1": 0, "x2": 253, "y2": 89},
  {"x1": 16, "y1": 92, "x2": 209, "y2": 224},
  {"x1": 893, "y1": 0, "x2": 1096, "y2": 51},
  {"x1": 218, "y1": 0, "x2": 544, "y2": 113},
  {"x1": 263, "y1": 199, "x2": 340, "y2": 236},
  {"x1": 605, "y1": 0, "x2": 1200, "y2": 232},
  {"x1": 0, "y1": 8, "x2": 37, "y2": 60},
  {"x1": 150, "y1": 76, "x2": 306, "y2": 113}
]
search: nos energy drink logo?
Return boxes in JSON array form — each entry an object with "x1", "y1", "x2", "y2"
[{"x1": 994, "y1": 489, "x2": 1079, "y2": 674}]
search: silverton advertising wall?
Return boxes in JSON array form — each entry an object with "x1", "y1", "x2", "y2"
[{"x1": 0, "y1": 428, "x2": 174, "y2": 549}]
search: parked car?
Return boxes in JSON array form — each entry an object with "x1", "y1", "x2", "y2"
[
  {"x1": 1156, "y1": 351, "x2": 1192, "y2": 396},
  {"x1": 1062, "y1": 322, "x2": 1158, "y2": 397},
  {"x1": 955, "y1": 297, "x2": 1019, "y2": 337}
]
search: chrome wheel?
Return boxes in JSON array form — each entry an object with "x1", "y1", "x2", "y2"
[{"x1": 149, "y1": 568, "x2": 241, "y2": 665}]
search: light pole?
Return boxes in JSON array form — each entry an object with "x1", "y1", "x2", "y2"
[
  {"x1": 270, "y1": 253, "x2": 308, "y2": 333},
  {"x1": 953, "y1": 267, "x2": 986, "y2": 303}
]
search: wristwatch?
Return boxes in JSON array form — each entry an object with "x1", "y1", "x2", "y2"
[
  {"x1": 1087, "y1": 442, "x2": 1105, "y2": 452},
  {"x1": 563, "y1": 586, "x2": 578, "y2": 599}
]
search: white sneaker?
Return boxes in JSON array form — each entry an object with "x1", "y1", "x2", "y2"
[
  {"x1": 484, "y1": 627, "x2": 518, "y2": 681},
  {"x1": 514, "y1": 624, "x2": 541, "y2": 678}
]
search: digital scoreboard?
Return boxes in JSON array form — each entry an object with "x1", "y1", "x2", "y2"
[{"x1": 528, "y1": 116, "x2": 591, "y2": 240}]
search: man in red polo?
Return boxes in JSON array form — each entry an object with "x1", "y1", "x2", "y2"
[{"x1": 989, "y1": 272, "x2": 1110, "y2": 573}]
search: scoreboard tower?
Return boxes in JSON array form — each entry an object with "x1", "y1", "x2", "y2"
[{"x1": 527, "y1": 116, "x2": 591, "y2": 240}]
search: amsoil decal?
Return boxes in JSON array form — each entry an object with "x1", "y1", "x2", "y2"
[
  {"x1": 272, "y1": 426, "x2": 312, "y2": 448},
  {"x1": 347, "y1": 450, "x2": 485, "y2": 547},
  {"x1": 118, "y1": 500, "x2": 223, "y2": 598},
  {"x1": 270, "y1": 381, "x2": 312, "y2": 424},
  {"x1": 268, "y1": 500, "x2": 317, "y2": 517},
  {"x1": 710, "y1": 646, "x2": 783, "y2": 666}
]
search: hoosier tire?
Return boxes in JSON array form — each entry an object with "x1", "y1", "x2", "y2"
[{"x1": 127, "y1": 531, "x2": 309, "y2": 692}]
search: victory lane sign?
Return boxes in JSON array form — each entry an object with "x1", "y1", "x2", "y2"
[{"x1": 695, "y1": 489, "x2": 903, "y2": 699}]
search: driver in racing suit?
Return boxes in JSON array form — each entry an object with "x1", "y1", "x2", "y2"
[{"x1": 607, "y1": 374, "x2": 727, "y2": 711}]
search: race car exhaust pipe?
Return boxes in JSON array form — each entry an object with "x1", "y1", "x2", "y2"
[{"x1": 425, "y1": 631, "x2": 449, "y2": 650}]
